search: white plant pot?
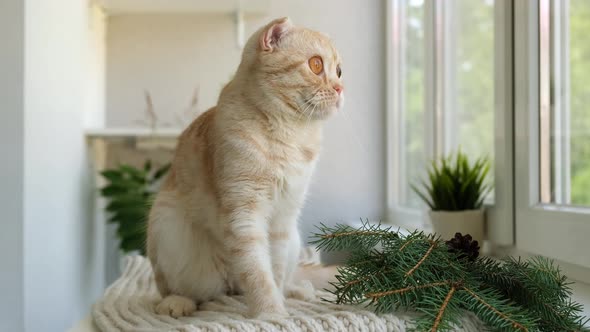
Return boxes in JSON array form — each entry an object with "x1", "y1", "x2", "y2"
[{"x1": 428, "y1": 209, "x2": 486, "y2": 242}]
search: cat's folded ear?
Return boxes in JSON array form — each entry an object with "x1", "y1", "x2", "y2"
[{"x1": 259, "y1": 17, "x2": 293, "y2": 52}]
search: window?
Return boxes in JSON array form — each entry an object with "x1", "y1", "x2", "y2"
[
  {"x1": 446, "y1": 0, "x2": 495, "y2": 163},
  {"x1": 389, "y1": 0, "x2": 590, "y2": 270},
  {"x1": 515, "y1": 0, "x2": 590, "y2": 269},
  {"x1": 396, "y1": 0, "x2": 426, "y2": 209},
  {"x1": 387, "y1": 0, "x2": 496, "y2": 227},
  {"x1": 567, "y1": 0, "x2": 590, "y2": 207},
  {"x1": 542, "y1": 0, "x2": 590, "y2": 207}
]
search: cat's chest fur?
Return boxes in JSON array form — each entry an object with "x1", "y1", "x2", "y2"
[{"x1": 264, "y1": 133, "x2": 319, "y2": 206}]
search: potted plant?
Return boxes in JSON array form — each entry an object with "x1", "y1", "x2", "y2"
[
  {"x1": 100, "y1": 160, "x2": 170, "y2": 255},
  {"x1": 412, "y1": 151, "x2": 491, "y2": 242}
]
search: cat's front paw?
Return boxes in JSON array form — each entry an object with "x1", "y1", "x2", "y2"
[
  {"x1": 285, "y1": 280, "x2": 316, "y2": 301},
  {"x1": 155, "y1": 295, "x2": 196, "y2": 318}
]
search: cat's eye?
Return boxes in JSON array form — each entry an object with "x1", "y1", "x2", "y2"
[
  {"x1": 336, "y1": 65, "x2": 342, "y2": 78},
  {"x1": 308, "y1": 56, "x2": 323, "y2": 75}
]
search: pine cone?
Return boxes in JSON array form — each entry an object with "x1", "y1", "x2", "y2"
[{"x1": 446, "y1": 232, "x2": 480, "y2": 262}]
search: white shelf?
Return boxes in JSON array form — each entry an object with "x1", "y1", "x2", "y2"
[
  {"x1": 97, "y1": 0, "x2": 270, "y2": 15},
  {"x1": 85, "y1": 127, "x2": 183, "y2": 139}
]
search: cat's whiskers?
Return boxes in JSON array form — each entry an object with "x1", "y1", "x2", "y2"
[
  {"x1": 297, "y1": 99, "x2": 315, "y2": 122},
  {"x1": 307, "y1": 90, "x2": 335, "y2": 127},
  {"x1": 297, "y1": 88, "x2": 321, "y2": 122},
  {"x1": 304, "y1": 101, "x2": 319, "y2": 129},
  {"x1": 295, "y1": 94, "x2": 315, "y2": 122},
  {"x1": 339, "y1": 100, "x2": 370, "y2": 159}
]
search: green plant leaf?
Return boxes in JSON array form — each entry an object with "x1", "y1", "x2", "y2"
[
  {"x1": 119, "y1": 233, "x2": 145, "y2": 253},
  {"x1": 410, "y1": 151, "x2": 492, "y2": 211},
  {"x1": 108, "y1": 207, "x2": 146, "y2": 225},
  {"x1": 153, "y1": 163, "x2": 171, "y2": 181},
  {"x1": 119, "y1": 164, "x2": 148, "y2": 183},
  {"x1": 411, "y1": 183, "x2": 435, "y2": 210},
  {"x1": 100, "y1": 170, "x2": 123, "y2": 182},
  {"x1": 99, "y1": 162, "x2": 162, "y2": 255},
  {"x1": 117, "y1": 221, "x2": 146, "y2": 238},
  {"x1": 105, "y1": 195, "x2": 149, "y2": 213},
  {"x1": 100, "y1": 180, "x2": 144, "y2": 196},
  {"x1": 101, "y1": 185, "x2": 130, "y2": 197}
]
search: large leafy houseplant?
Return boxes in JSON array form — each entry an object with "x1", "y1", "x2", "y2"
[
  {"x1": 412, "y1": 151, "x2": 492, "y2": 241},
  {"x1": 100, "y1": 161, "x2": 170, "y2": 255}
]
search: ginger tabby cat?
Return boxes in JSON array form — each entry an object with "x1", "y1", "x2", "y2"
[{"x1": 147, "y1": 17, "x2": 344, "y2": 319}]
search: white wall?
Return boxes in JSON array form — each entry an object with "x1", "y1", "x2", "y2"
[
  {"x1": 106, "y1": 14, "x2": 243, "y2": 127},
  {"x1": 23, "y1": 0, "x2": 102, "y2": 330},
  {"x1": 1, "y1": 0, "x2": 101, "y2": 330},
  {"x1": 106, "y1": 1, "x2": 387, "y2": 240},
  {"x1": 0, "y1": 0, "x2": 25, "y2": 330}
]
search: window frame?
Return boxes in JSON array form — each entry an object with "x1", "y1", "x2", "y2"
[
  {"x1": 386, "y1": 0, "x2": 434, "y2": 231},
  {"x1": 387, "y1": 0, "x2": 590, "y2": 271},
  {"x1": 386, "y1": 0, "x2": 515, "y2": 247},
  {"x1": 514, "y1": 0, "x2": 590, "y2": 269},
  {"x1": 547, "y1": 0, "x2": 572, "y2": 205}
]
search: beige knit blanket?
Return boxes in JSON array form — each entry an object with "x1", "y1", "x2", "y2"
[{"x1": 93, "y1": 256, "x2": 485, "y2": 332}]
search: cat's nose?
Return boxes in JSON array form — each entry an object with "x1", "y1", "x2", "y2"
[{"x1": 333, "y1": 84, "x2": 343, "y2": 95}]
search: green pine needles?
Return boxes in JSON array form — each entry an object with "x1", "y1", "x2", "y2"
[
  {"x1": 412, "y1": 150, "x2": 491, "y2": 211},
  {"x1": 311, "y1": 222, "x2": 589, "y2": 332}
]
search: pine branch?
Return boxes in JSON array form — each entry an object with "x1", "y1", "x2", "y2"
[
  {"x1": 365, "y1": 281, "x2": 452, "y2": 300},
  {"x1": 309, "y1": 221, "x2": 396, "y2": 252},
  {"x1": 431, "y1": 285, "x2": 457, "y2": 332},
  {"x1": 312, "y1": 222, "x2": 588, "y2": 331},
  {"x1": 336, "y1": 267, "x2": 390, "y2": 303},
  {"x1": 399, "y1": 238, "x2": 419, "y2": 251},
  {"x1": 321, "y1": 230, "x2": 387, "y2": 239},
  {"x1": 405, "y1": 240, "x2": 437, "y2": 277},
  {"x1": 462, "y1": 286, "x2": 532, "y2": 332},
  {"x1": 477, "y1": 256, "x2": 589, "y2": 331}
]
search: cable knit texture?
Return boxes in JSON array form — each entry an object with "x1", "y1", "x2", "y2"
[{"x1": 93, "y1": 255, "x2": 485, "y2": 331}]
